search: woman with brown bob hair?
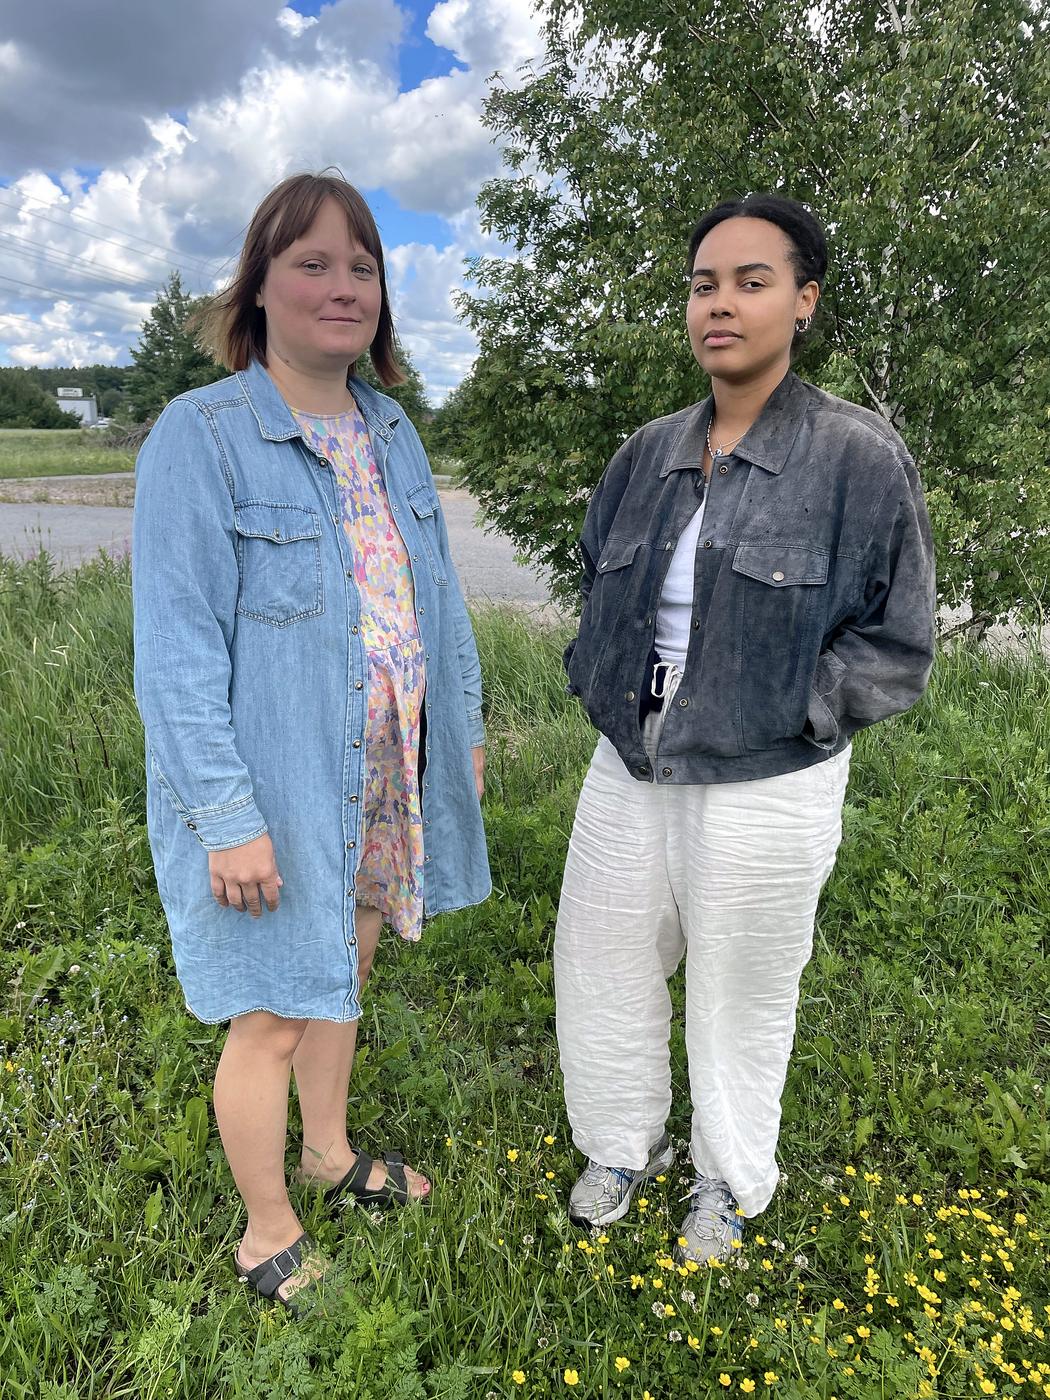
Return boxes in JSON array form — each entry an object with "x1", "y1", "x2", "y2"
[{"x1": 132, "y1": 172, "x2": 490, "y2": 1312}]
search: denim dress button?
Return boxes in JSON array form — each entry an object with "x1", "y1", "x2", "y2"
[{"x1": 625, "y1": 690, "x2": 635, "y2": 701}]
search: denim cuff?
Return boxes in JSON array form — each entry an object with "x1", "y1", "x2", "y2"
[
  {"x1": 179, "y1": 797, "x2": 269, "y2": 852},
  {"x1": 466, "y1": 708, "x2": 485, "y2": 750}
]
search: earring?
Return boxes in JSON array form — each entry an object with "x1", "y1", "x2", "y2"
[{"x1": 795, "y1": 315, "x2": 812, "y2": 334}]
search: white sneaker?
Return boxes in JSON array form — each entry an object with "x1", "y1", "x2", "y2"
[
  {"x1": 568, "y1": 1135, "x2": 674, "y2": 1227},
  {"x1": 675, "y1": 1174, "x2": 744, "y2": 1263}
]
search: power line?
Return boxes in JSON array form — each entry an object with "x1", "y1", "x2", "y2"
[
  {"x1": 0, "y1": 272, "x2": 145, "y2": 319},
  {"x1": 0, "y1": 229, "x2": 159, "y2": 294},
  {"x1": 0, "y1": 193, "x2": 224, "y2": 285},
  {"x1": 3, "y1": 188, "x2": 229, "y2": 274}
]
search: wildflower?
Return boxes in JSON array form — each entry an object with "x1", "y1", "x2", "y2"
[
  {"x1": 668, "y1": 1330, "x2": 682, "y2": 1342},
  {"x1": 741, "y1": 1382, "x2": 756, "y2": 1394},
  {"x1": 746, "y1": 1292, "x2": 760, "y2": 1306},
  {"x1": 507, "y1": 1149, "x2": 519, "y2": 1162},
  {"x1": 886, "y1": 1295, "x2": 899, "y2": 1308},
  {"x1": 832, "y1": 1299, "x2": 846, "y2": 1311},
  {"x1": 614, "y1": 1357, "x2": 630, "y2": 1373},
  {"x1": 536, "y1": 1193, "x2": 548, "y2": 1202},
  {"x1": 512, "y1": 1372, "x2": 526, "y2": 1385},
  {"x1": 631, "y1": 1275, "x2": 645, "y2": 1289},
  {"x1": 577, "y1": 1240, "x2": 591, "y2": 1252},
  {"x1": 682, "y1": 1290, "x2": 697, "y2": 1305},
  {"x1": 718, "y1": 1375, "x2": 732, "y2": 1388},
  {"x1": 844, "y1": 1165, "x2": 857, "y2": 1177},
  {"x1": 895, "y1": 1194, "x2": 908, "y2": 1206},
  {"x1": 764, "y1": 1372, "x2": 778, "y2": 1384},
  {"x1": 445, "y1": 1136, "x2": 454, "y2": 1147},
  {"x1": 597, "y1": 1233, "x2": 609, "y2": 1245},
  {"x1": 793, "y1": 1253, "x2": 809, "y2": 1270},
  {"x1": 545, "y1": 1171, "x2": 555, "y2": 1180},
  {"x1": 652, "y1": 1277, "x2": 663, "y2": 1289},
  {"x1": 3, "y1": 1061, "x2": 13, "y2": 1073},
  {"x1": 839, "y1": 1195, "x2": 851, "y2": 1207},
  {"x1": 711, "y1": 1325, "x2": 722, "y2": 1335},
  {"x1": 544, "y1": 1134, "x2": 555, "y2": 1145},
  {"x1": 857, "y1": 1326, "x2": 870, "y2": 1339},
  {"x1": 664, "y1": 1304, "x2": 676, "y2": 1317},
  {"x1": 687, "y1": 1336, "x2": 700, "y2": 1350},
  {"x1": 638, "y1": 1198, "x2": 649, "y2": 1213},
  {"x1": 564, "y1": 1370, "x2": 579, "y2": 1386},
  {"x1": 761, "y1": 1259, "x2": 773, "y2": 1272},
  {"x1": 912, "y1": 1193, "x2": 923, "y2": 1204},
  {"x1": 863, "y1": 1171, "x2": 881, "y2": 1184},
  {"x1": 980, "y1": 1383, "x2": 996, "y2": 1395},
  {"x1": 523, "y1": 1234, "x2": 534, "y2": 1246}
]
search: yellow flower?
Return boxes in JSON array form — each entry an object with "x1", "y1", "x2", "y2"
[
  {"x1": 664, "y1": 1304, "x2": 676, "y2": 1317},
  {"x1": 687, "y1": 1336, "x2": 700, "y2": 1350},
  {"x1": 652, "y1": 1277, "x2": 663, "y2": 1289},
  {"x1": 512, "y1": 1371, "x2": 526, "y2": 1385},
  {"x1": 630, "y1": 1274, "x2": 644, "y2": 1289},
  {"x1": 718, "y1": 1374, "x2": 731, "y2": 1386},
  {"x1": 545, "y1": 1171, "x2": 555, "y2": 1180},
  {"x1": 564, "y1": 1369, "x2": 579, "y2": 1386},
  {"x1": 764, "y1": 1372, "x2": 778, "y2": 1385},
  {"x1": 761, "y1": 1258, "x2": 774, "y2": 1272},
  {"x1": 655, "y1": 1174, "x2": 667, "y2": 1182},
  {"x1": 980, "y1": 1382, "x2": 996, "y2": 1395},
  {"x1": 741, "y1": 1382, "x2": 756, "y2": 1394},
  {"x1": 444, "y1": 1136, "x2": 453, "y2": 1147},
  {"x1": 857, "y1": 1326, "x2": 871, "y2": 1339},
  {"x1": 895, "y1": 1193, "x2": 909, "y2": 1205},
  {"x1": 614, "y1": 1357, "x2": 630, "y2": 1373},
  {"x1": 507, "y1": 1149, "x2": 519, "y2": 1162},
  {"x1": 543, "y1": 1134, "x2": 555, "y2": 1145},
  {"x1": 711, "y1": 1326, "x2": 723, "y2": 1336},
  {"x1": 3, "y1": 1060, "x2": 13, "y2": 1073},
  {"x1": 844, "y1": 1165, "x2": 857, "y2": 1177},
  {"x1": 832, "y1": 1299, "x2": 846, "y2": 1311},
  {"x1": 638, "y1": 1198, "x2": 649, "y2": 1212},
  {"x1": 536, "y1": 1193, "x2": 548, "y2": 1202},
  {"x1": 912, "y1": 1193, "x2": 924, "y2": 1204},
  {"x1": 839, "y1": 1195, "x2": 851, "y2": 1206}
]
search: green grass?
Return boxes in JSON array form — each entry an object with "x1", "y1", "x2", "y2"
[
  {"x1": 0, "y1": 429, "x2": 134, "y2": 480},
  {"x1": 0, "y1": 555, "x2": 1047, "y2": 1398}
]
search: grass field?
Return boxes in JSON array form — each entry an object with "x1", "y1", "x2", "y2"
[
  {"x1": 0, "y1": 553, "x2": 1047, "y2": 1399},
  {"x1": 0, "y1": 429, "x2": 134, "y2": 480}
]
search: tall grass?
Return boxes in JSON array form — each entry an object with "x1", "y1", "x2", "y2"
[
  {"x1": 0, "y1": 429, "x2": 134, "y2": 480},
  {"x1": 0, "y1": 553, "x2": 1047, "y2": 1398}
]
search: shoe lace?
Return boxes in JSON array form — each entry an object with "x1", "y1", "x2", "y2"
[
  {"x1": 681, "y1": 1177, "x2": 737, "y2": 1239},
  {"x1": 584, "y1": 1160, "x2": 632, "y2": 1187}
]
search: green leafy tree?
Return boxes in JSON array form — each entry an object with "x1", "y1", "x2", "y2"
[
  {"x1": 460, "y1": 0, "x2": 1050, "y2": 623},
  {"x1": 125, "y1": 272, "x2": 224, "y2": 421},
  {"x1": 0, "y1": 369, "x2": 80, "y2": 428},
  {"x1": 355, "y1": 341, "x2": 433, "y2": 425}
]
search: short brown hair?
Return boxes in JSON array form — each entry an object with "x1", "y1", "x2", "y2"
[{"x1": 196, "y1": 172, "x2": 405, "y2": 385}]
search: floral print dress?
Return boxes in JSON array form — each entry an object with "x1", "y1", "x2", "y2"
[{"x1": 292, "y1": 400, "x2": 426, "y2": 941}]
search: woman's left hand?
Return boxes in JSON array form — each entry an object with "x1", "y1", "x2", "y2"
[{"x1": 472, "y1": 745, "x2": 485, "y2": 801}]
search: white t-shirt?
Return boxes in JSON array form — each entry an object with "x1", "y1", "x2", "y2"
[{"x1": 653, "y1": 495, "x2": 707, "y2": 671}]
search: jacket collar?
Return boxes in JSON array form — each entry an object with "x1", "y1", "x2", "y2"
[
  {"x1": 660, "y1": 371, "x2": 809, "y2": 478},
  {"x1": 237, "y1": 359, "x2": 401, "y2": 444}
]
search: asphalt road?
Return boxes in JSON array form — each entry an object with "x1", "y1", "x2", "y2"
[{"x1": 0, "y1": 486, "x2": 551, "y2": 606}]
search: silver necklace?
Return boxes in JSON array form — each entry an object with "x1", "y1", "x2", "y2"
[{"x1": 706, "y1": 421, "x2": 746, "y2": 459}]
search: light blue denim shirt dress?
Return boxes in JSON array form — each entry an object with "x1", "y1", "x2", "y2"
[{"x1": 132, "y1": 360, "x2": 491, "y2": 1024}]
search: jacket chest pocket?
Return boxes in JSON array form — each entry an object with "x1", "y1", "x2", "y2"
[
  {"x1": 234, "y1": 502, "x2": 324, "y2": 627},
  {"x1": 731, "y1": 543, "x2": 830, "y2": 746},
  {"x1": 406, "y1": 483, "x2": 447, "y2": 586}
]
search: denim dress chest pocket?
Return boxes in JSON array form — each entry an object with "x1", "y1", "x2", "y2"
[
  {"x1": 233, "y1": 501, "x2": 324, "y2": 626},
  {"x1": 406, "y1": 483, "x2": 447, "y2": 585},
  {"x1": 731, "y1": 543, "x2": 830, "y2": 748}
]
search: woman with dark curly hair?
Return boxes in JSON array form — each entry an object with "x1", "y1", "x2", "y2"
[{"x1": 556, "y1": 194, "x2": 935, "y2": 1260}]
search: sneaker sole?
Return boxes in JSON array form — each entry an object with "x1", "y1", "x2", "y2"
[{"x1": 568, "y1": 1142, "x2": 675, "y2": 1228}]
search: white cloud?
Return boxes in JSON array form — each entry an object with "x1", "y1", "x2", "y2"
[{"x1": 0, "y1": 0, "x2": 548, "y2": 400}]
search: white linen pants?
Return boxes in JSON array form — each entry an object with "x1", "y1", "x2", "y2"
[{"x1": 554, "y1": 709, "x2": 849, "y2": 1218}]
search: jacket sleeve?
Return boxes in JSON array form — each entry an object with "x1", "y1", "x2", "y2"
[
  {"x1": 804, "y1": 454, "x2": 936, "y2": 749},
  {"x1": 132, "y1": 398, "x2": 268, "y2": 850},
  {"x1": 563, "y1": 434, "x2": 636, "y2": 687},
  {"x1": 434, "y1": 494, "x2": 486, "y2": 748}
]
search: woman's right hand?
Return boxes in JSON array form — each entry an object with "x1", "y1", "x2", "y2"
[{"x1": 208, "y1": 834, "x2": 283, "y2": 917}]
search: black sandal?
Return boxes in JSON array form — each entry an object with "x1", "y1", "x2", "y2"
[
  {"x1": 322, "y1": 1147, "x2": 425, "y2": 1209},
  {"x1": 234, "y1": 1232, "x2": 323, "y2": 1316}
]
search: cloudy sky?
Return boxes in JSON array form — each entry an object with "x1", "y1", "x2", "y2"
[{"x1": 0, "y1": 0, "x2": 546, "y2": 401}]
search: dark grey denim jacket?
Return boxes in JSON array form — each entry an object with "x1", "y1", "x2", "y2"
[{"x1": 565, "y1": 372, "x2": 936, "y2": 784}]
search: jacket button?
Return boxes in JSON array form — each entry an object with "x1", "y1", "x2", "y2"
[
  {"x1": 352, "y1": 740, "x2": 361, "y2": 749},
  {"x1": 703, "y1": 539, "x2": 713, "y2": 549},
  {"x1": 351, "y1": 625, "x2": 358, "y2": 634},
  {"x1": 347, "y1": 888, "x2": 354, "y2": 898},
  {"x1": 645, "y1": 616, "x2": 653, "y2": 626},
  {"x1": 772, "y1": 570, "x2": 785, "y2": 581},
  {"x1": 273, "y1": 530, "x2": 281, "y2": 539},
  {"x1": 662, "y1": 767, "x2": 673, "y2": 777},
  {"x1": 349, "y1": 795, "x2": 359, "y2": 804},
  {"x1": 355, "y1": 681, "x2": 363, "y2": 690},
  {"x1": 418, "y1": 606, "x2": 425, "y2": 615},
  {"x1": 346, "y1": 569, "x2": 353, "y2": 577},
  {"x1": 318, "y1": 457, "x2": 329, "y2": 469},
  {"x1": 678, "y1": 697, "x2": 689, "y2": 707},
  {"x1": 346, "y1": 841, "x2": 355, "y2": 850},
  {"x1": 636, "y1": 765, "x2": 649, "y2": 775},
  {"x1": 664, "y1": 541, "x2": 673, "y2": 550},
  {"x1": 186, "y1": 821, "x2": 197, "y2": 830},
  {"x1": 692, "y1": 619, "x2": 701, "y2": 629},
  {"x1": 625, "y1": 690, "x2": 635, "y2": 701}
]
